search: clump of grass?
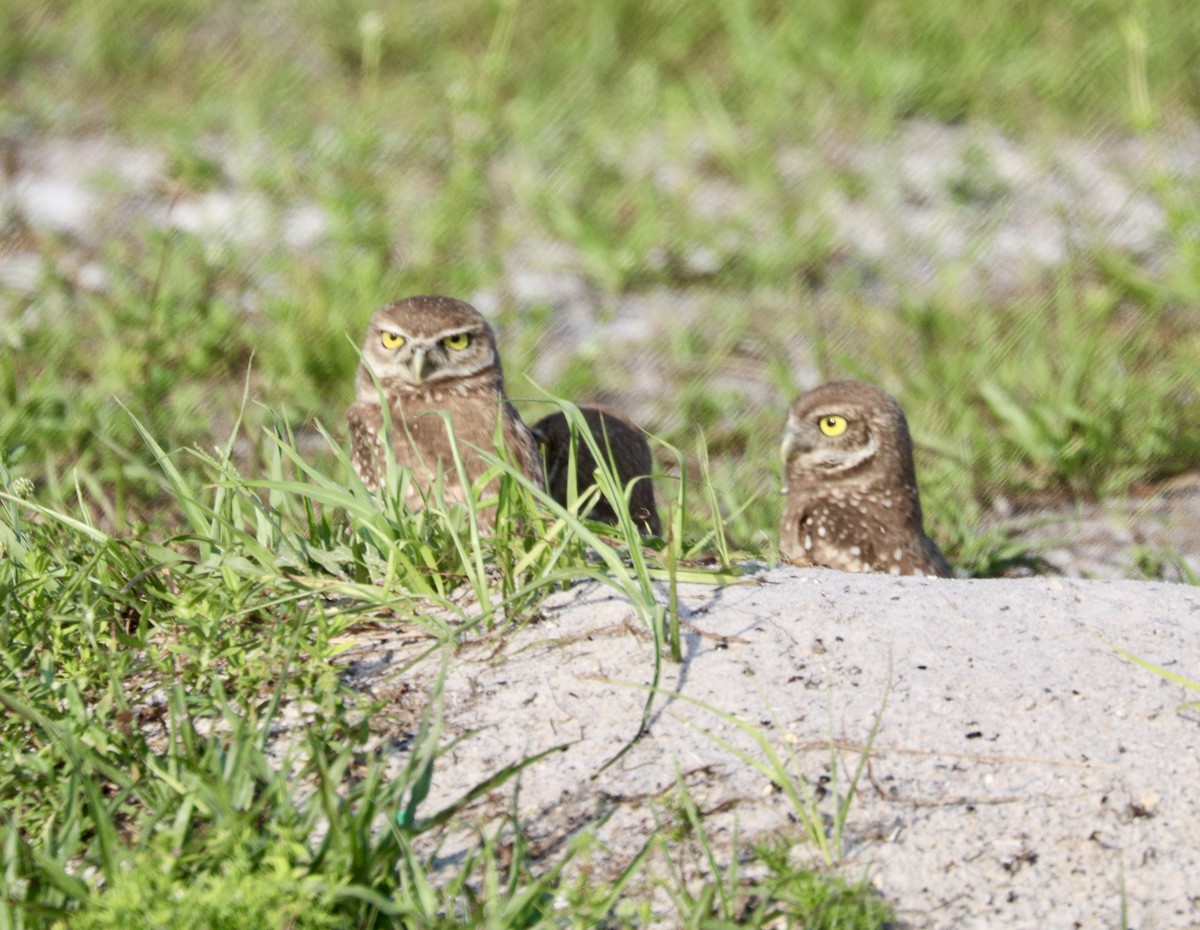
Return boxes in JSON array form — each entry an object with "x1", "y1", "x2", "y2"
[
  {"x1": 66, "y1": 846, "x2": 343, "y2": 930},
  {"x1": 660, "y1": 777, "x2": 891, "y2": 929},
  {"x1": 1, "y1": 407, "x2": 887, "y2": 928}
]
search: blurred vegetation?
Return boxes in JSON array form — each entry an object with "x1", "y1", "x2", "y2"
[{"x1": 5, "y1": 0, "x2": 1199, "y2": 134}]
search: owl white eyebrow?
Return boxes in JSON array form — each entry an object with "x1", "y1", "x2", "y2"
[
  {"x1": 818, "y1": 433, "x2": 878, "y2": 472},
  {"x1": 428, "y1": 325, "x2": 482, "y2": 340}
]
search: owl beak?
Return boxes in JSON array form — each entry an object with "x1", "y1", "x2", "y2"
[
  {"x1": 781, "y1": 427, "x2": 813, "y2": 462},
  {"x1": 409, "y1": 348, "x2": 428, "y2": 382}
]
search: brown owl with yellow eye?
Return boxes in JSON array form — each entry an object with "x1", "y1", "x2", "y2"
[
  {"x1": 779, "y1": 380, "x2": 951, "y2": 577},
  {"x1": 347, "y1": 296, "x2": 544, "y2": 518}
]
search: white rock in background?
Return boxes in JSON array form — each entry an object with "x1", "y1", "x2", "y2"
[
  {"x1": 10, "y1": 177, "x2": 99, "y2": 238},
  {"x1": 0, "y1": 252, "x2": 43, "y2": 293}
]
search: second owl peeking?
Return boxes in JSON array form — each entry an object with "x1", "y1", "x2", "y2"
[{"x1": 348, "y1": 295, "x2": 948, "y2": 577}]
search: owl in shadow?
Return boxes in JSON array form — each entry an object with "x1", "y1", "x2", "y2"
[{"x1": 532, "y1": 405, "x2": 662, "y2": 537}]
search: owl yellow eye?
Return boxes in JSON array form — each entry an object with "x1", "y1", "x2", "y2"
[
  {"x1": 818, "y1": 415, "x2": 848, "y2": 437},
  {"x1": 380, "y1": 331, "x2": 405, "y2": 350},
  {"x1": 442, "y1": 332, "x2": 471, "y2": 351}
]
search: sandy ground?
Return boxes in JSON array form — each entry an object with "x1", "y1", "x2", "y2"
[{"x1": 342, "y1": 567, "x2": 1200, "y2": 929}]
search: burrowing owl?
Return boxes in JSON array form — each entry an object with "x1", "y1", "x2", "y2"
[
  {"x1": 532, "y1": 405, "x2": 662, "y2": 536},
  {"x1": 347, "y1": 296, "x2": 544, "y2": 519},
  {"x1": 779, "y1": 380, "x2": 951, "y2": 577}
]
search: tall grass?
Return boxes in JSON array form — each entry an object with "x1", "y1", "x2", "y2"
[{"x1": 1, "y1": 411, "x2": 884, "y2": 927}]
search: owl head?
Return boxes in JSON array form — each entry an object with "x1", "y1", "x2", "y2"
[
  {"x1": 781, "y1": 380, "x2": 918, "y2": 488},
  {"x1": 356, "y1": 296, "x2": 503, "y2": 396}
]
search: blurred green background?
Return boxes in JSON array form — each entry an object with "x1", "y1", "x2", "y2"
[{"x1": 3, "y1": 0, "x2": 1200, "y2": 569}]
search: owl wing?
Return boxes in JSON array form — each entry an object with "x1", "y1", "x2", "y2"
[
  {"x1": 778, "y1": 497, "x2": 808, "y2": 564},
  {"x1": 347, "y1": 400, "x2": 385, "y2": 489}
]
